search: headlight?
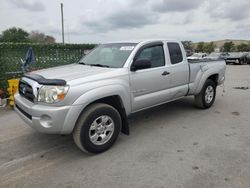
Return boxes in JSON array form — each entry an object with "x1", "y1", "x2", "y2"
[{"x1": 38, "y1": 85, "x2": 69, "y2": 103}]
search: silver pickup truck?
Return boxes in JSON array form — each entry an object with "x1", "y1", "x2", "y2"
[{"x1": 14, "y1": 39, "x2": 226, "y2": 153}]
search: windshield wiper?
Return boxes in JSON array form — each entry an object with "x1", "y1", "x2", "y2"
[{"x1": 88, "y1": 64, "x2": 110, "y2": 68}]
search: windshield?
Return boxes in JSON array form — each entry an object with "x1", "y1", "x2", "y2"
[{"x1": 79, "y1": 43, "x2": 137, "y2": 68}]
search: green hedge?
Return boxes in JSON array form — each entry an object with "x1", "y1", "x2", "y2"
[{"x1": 0, "y1": 42, "x2": 96, "y2": 90}]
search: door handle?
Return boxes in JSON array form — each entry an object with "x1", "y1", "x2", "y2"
[{"x1": 162, "y1": 71, "x2": 170, "y2": 76}]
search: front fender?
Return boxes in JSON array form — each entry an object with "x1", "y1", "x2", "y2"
[
  {"x1": 72, "y1": 84, "x2": 131, "y2": 115},
  {"x1": 61, "y1": 85, "x2": 130, "y2": 134}
]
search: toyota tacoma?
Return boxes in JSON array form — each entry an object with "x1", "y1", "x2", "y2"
[{"x1": 15, "y1": 39, "x2": 226, "y2": 153}]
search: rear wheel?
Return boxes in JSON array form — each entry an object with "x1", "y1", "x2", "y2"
[
  {"x1": 73, "y1": 103, "x2": 121, "y2": 153},
  {"x1": 194, "y1": 79, "x2": 216, "y2": 109}
]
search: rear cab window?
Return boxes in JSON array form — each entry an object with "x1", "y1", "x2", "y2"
[{"x1": 167, "y1": 42, "x2": 183, "y2": 64}]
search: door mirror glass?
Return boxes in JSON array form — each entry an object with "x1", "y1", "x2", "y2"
[{"x1": 131, "y1": 59, "x2": 151, "y2": 71}]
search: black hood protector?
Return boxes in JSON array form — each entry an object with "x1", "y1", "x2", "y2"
[{"x1": 23, "y1": 74, "x2": 66, "y2": 86}]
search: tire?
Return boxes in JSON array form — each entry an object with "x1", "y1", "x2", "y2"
[
  {"x1": 194, "y1": 79, "x2": 216, "y2": 109},
  {"x1": 239, "y1": 59, "x2": 244, "y2": 65},
  {"x1": 73, "y1": 103, "x2": 121, "y2": 153}
]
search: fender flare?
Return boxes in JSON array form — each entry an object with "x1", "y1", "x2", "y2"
[
  {"x1": 195, "y1": 70, "x2": 218, "y2": 94},
  {"x1": 71, "y1": 85, "x2": 131, "y2": 135}
]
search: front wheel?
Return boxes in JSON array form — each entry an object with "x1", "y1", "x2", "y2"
[
  {"x1": 73, "y1": 103, "x2": 121, "y2": 153},
  {"x1": 194, "y1": 79, "x2": 216, "y2": 109}
]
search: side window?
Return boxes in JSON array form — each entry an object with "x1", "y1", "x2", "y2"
[
  {"x1": 136, "y1": 45, "x2": 165, "y2": 68},
  {"x1": 167, "y1": 42, "x2": 183, "y2": 64}
]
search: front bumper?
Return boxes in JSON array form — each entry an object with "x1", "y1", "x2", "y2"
[{"x1": 14, "y1": 94, "x2": 82, "y2": 134}]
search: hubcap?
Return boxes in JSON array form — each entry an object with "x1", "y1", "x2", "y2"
[
  {"x1": 89, "y1": 115, "x2": 114, "y2": 145},
  {"x1": 205, "y1": 85, "x2": 214, "y2": 104}
]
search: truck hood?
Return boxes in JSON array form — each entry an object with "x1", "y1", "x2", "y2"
[{"x1": 31, "y1": 63, "x2": 120, "y2": 83}]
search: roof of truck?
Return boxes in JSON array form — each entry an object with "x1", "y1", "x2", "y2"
[{"x1": 104, "y1": 39, "x2": 179, "y2": 44}]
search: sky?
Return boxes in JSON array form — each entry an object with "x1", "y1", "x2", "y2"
[{"x1": 0, "y1": 0, "x2": 250, "y2": 43}]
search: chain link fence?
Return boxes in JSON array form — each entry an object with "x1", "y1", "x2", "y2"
[{"x1": 0, "y1": 43, "x2": 96, "y2": 90}]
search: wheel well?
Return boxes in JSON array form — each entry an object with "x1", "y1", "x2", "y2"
[
  {"x1": 208, "y1": 74, "x2": 219, "y2": 85},
  {"x1": 88, "y1": 95, "x2": 129, "y2": 135}
]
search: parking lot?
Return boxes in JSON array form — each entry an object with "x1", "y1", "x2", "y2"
[{"x1": 0, "y1": 65, "x2": 250, "y2": 188}]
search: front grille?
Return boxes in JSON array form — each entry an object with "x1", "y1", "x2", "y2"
[{"x1": 19, "y1": 80, "x2": 35, "y2": 102}]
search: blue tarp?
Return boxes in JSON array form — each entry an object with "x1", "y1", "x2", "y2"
[{"x1": 21, "y1": 47, "x2": 36, "y2": 72}]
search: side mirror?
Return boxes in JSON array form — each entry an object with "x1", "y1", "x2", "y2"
[{"x1": 131, "y1": 59, "x2": 151, "y2": 71}]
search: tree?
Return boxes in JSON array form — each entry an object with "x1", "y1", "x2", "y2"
[
  {"x1": 0, "y1": 27, "x2": 29, "y2": 42},
  {"x1": 196, "y1": 42, "x2": 205, "y2": 52},
  {"x1": 182, "y1": 41, "x2": 193, "y2": 51},
  {"x1": 222, "y1": 41, "x2": 235, "y2": 52},
  {"x1": 236, "y1": 43, "x2": 249, "y2": 52},
  {"x1": 203, "y1": 42, "x2": 215, "y2": 53},
  {"x1": 29, "y1": 30, "x2": 55, "y2": 43},
  {"x1": 44, "y1": 35, "x2": 56, "y2": 43}
]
